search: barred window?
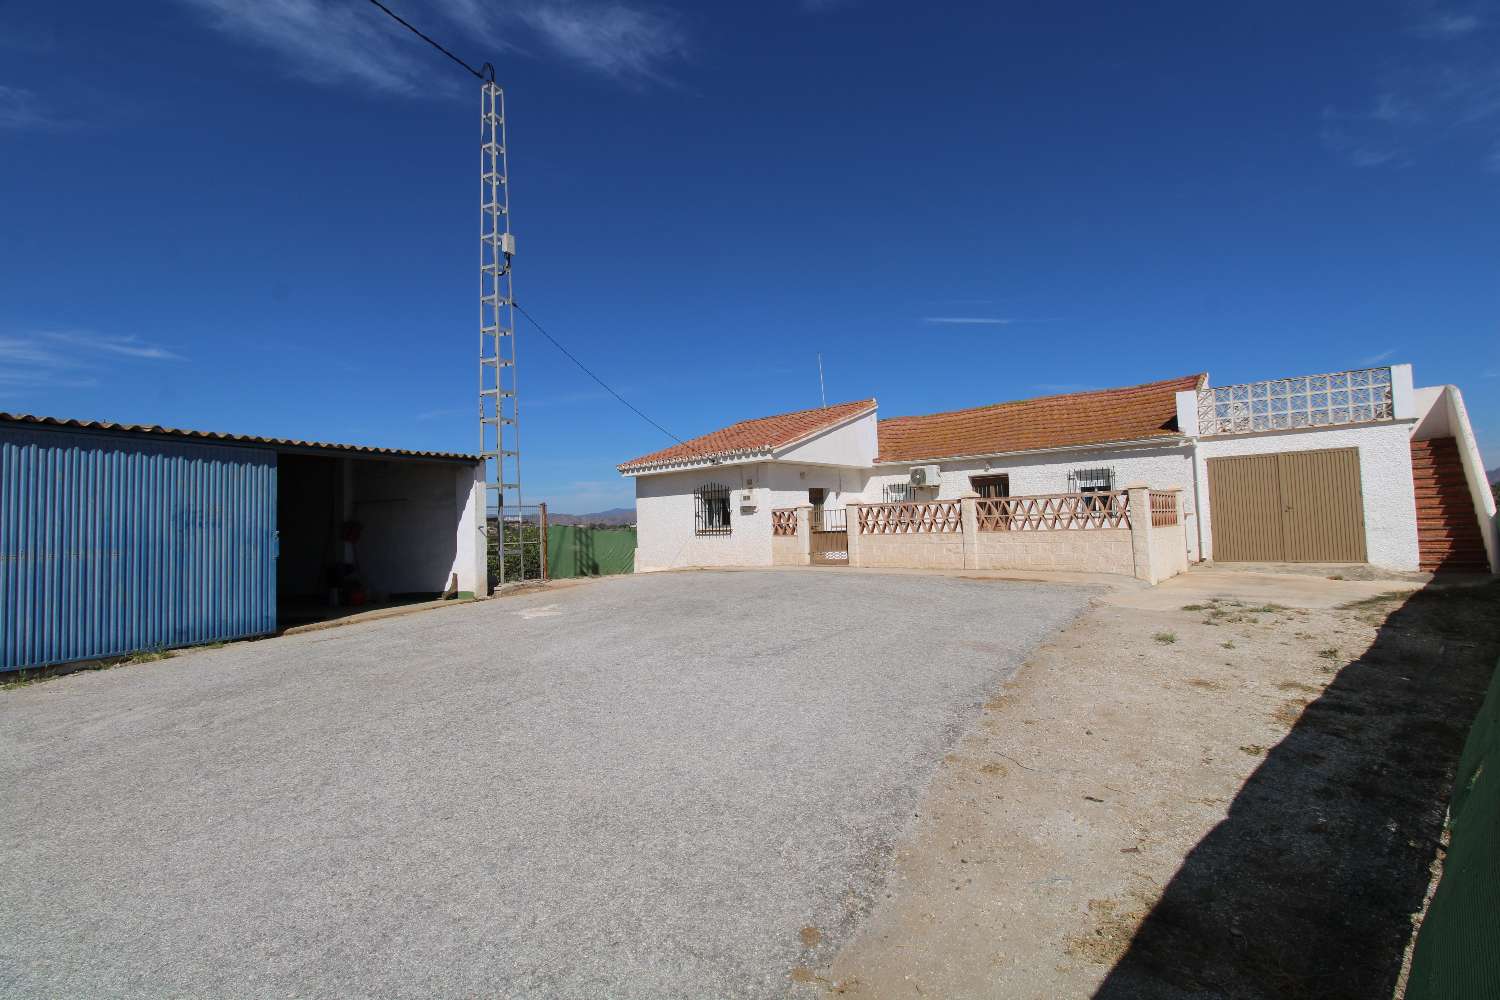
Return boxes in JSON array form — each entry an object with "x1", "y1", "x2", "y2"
[
  {"x1": 1068, "y1": 467, "x2": 1115, "y2": 493},
  {"x1": 881, "y1": 482, "x2": 912, "y2": 503},
  {"x1": 970, "y1": 474, "x2": 1010, "y2": 499},
  {"x1": 694, "y1": 482, "x2": 732, "y2": 535},
  {"x1": 1068, "y1": 467, "x2": 1115, "y2": 511}
]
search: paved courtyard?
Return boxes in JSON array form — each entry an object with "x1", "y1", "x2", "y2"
[{"x1": 0, "y1": 570, "x2": 1092, "y2": 999}]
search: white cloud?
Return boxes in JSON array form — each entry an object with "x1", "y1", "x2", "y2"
[
  {"x1": 0, "y1": 331, "x2": 183, "y2": 401},
  {"x1": 1412, "y1": 9, "x2": 1483, "y2": 38},
  {"x1": 40, "y1": 331, "x2": 185, "y2": 361},
  {"x1": 922, "y1": 316, "x2": 1015, "y2": 326},
  {"x1": 1327, "y1": 5, "x2": 1500, "y2": 170},
  {"x1": 1360, "y1": 348, "x2": 1397, "y2": 365},
  {"x1": 513, "y1": 2, "x2": 688, "y2": 83},
  {"x1": 175, "y1": 0, "x2": 688, "y2": 93},
  {"x1": 0, "y1": 86, "x2": 52, "y2": 129}
]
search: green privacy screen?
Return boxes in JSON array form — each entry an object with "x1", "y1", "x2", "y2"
[
  {"x1": 1406, "y1": 655, "x2": 1500, "y2": 1000},
  {"x1": 546, "y1": 526, "x2": 636, "y2": 579}
]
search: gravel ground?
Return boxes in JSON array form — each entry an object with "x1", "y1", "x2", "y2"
[
  {"x1": 0, "y1": 570, "x2": 1092, "y2": 999},
  {"x1": 819, "y1": 576, "x2": 1499, "y2": 999}
]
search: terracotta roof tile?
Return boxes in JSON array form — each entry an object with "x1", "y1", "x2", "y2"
[
  {"x1": 875, "y1": 374, "x2": 1205, "y2": 463},
  {"x1": 619, "y1": 399, "x2": 876, "y2": 472}
]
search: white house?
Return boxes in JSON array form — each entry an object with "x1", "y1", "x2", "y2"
[{"x1": 618, "y1": 364, "x2": 1496, "y2": 580}]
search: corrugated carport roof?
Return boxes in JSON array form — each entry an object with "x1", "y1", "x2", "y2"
[{"x1": 0, "y1": 413, "x2": 480, "y2": 463}]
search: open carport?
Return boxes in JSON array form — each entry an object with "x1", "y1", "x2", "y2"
[{"x1": 0, "y1": 570, "x2": 1092, "y2": 999}]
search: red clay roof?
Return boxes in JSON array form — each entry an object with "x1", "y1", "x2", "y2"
[
  {"x1": 618, "y1": 399, "x2": 876, "y2": 472},
  {"x1": 875, "y1": 374, "x2": 1206, "y2": 463}
]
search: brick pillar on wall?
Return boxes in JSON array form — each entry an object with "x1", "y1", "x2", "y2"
[
  {"x1": 960, "y1": 495, "x2": 980, "y2": 570},
  {"x1": 796, "y1": 505, "x2": 812, "y2": 566},
  {"x1": 1126, "y1": 485, "x2": 1156, "y2": 583},
  {"x1": 845, "y1": 503, "x2": 864, "y2": 567}
]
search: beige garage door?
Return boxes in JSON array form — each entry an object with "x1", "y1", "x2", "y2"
[{"x1": 1207, "y1": 449, "x2": 1367, "y2": 563}]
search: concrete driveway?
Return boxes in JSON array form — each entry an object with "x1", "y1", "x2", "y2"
[{"x1": 0, "y1": 570, "x2": 1092, "y2": 999}]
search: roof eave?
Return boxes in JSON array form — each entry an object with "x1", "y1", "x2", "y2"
[
  {"x1": 873, "y1": 433, "x2": 1188, "y2": 466},
  {"x1": 618, "y1": 448, "x2": 774, "y2": 477}
]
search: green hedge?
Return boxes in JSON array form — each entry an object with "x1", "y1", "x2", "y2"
[
  {"x1": 546, "y1": 525, "x2": 636, "y2": 579},
  {"x1": 1406, "y1": 655, "x2": 1500, "y2": 999}
]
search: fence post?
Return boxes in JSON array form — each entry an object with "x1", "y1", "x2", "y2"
[
  {"x1": 795, "y1": 505, "x2": 812, "y2": 566},
  {"x1": 844, "y1": 503, "x2": 862, "y2": 568},
  {"x1": 539, "y1": 502, "x2": 549, "y2": 581},
  {"x1": 1126, "y1": 485, "x2": 1156, "y2": 583},
  {"x1": 960, "y1": 494, "x2": 979, "y2": 570}
]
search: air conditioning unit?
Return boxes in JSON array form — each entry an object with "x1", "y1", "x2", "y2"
[{"x1": 909, "y1": 465, "x2": 942, "y2": 488}]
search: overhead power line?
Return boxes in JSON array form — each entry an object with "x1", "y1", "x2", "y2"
[
  {"x1": 512, "y1": 301, "x2": 687, "y2": 447},
  {"x1": 363, "y1": 0, "x2": 492, "y2": 80}
]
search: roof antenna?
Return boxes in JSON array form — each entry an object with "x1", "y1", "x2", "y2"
[{"x1": 817, "y1": 353, "x2": 827, "y2": 409}]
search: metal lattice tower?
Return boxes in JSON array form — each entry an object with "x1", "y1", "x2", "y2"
[{"x1": 479, "y1": 80, "x2": 519, "y2": 583}]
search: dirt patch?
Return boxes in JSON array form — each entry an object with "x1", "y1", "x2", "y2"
[
  {"x1": 1064, "y1": 892, "x2": 1157, "y2": 965},
  {"x1": 819, "y1": 579, "x2": 1500, "y2": 999},
  {"x1": 800, "y1": 926, "x2": 823, "y2": 947}
]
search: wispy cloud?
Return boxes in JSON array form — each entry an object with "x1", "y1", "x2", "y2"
[
  {"x1": 511, "y1": 3, "x2": 688, "y2": 83},
  {"x1": 922, "y1": 316, "x2": 1015, "y2": 326},
  {"x1": 0, "y1": 331, "x2": 183, "y2": 400},
  {"x1": 175, "y1": 0, "x2": 689, "y2": 93},
  {"x1": 0, "y1": 85, "x2": 56, "y2": 130},
  {"x1": 39, "y1": 331, "x2": 185, "y2": 361},
  {"x1": 1410, "y1": 3, "x2": 1483, "y2": 38},
  {"x1": 1361, "y1": 348, "x2": 1397, "y2": 365},
  {"x1": 1324, "y1": 3, "x2": 1500, "y2": 170}
]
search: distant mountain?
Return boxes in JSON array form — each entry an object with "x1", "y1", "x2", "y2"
[
  {"x1": 1490, "y1": 466, "x2": 1500, "y2": 485},
  {"x1": 546, "y1": 507, "x2": 635, "y2": 527}
]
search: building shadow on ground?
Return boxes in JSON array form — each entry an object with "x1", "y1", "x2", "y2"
[{"x1": 1093, "y1": 580, "x2": 1500, "y2": 1000}]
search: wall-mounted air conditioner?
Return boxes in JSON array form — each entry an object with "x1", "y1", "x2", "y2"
[{"x1": 908, "y1": 465, "x2": 942, "y2": 488}]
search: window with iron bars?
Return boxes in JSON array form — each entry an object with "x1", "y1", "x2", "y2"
[
  {"x1": 1068, "y1": 467, "x2": 1115, "y2": 511},
  {"x1": 881, "y1": 482, "x2": 912, "y2": 503},
  {"x1": 695, "y1": 482, "x2": 732, "y2": 535}
]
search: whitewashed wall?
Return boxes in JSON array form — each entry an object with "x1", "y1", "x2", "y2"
[
  {"x1": 774, "y1": 410, "x2": 878, "y2": 467},
  {"x1": 861, "y1": 444, "x2": 1199, "y2": 560},
  {"x1": 1193, "y1": 422, "x2": 1420, "y2": 571},
  {"x1": 634, "y1": 463, "x2": 771, "y2": 571},
  {"x1": 633, "y1": 461, "x2": 872, "y2": 571},
  {"x1": 352, "y1": 459, "x2": 482, "y2": 595}
]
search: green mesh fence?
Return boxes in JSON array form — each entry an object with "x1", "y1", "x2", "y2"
[
  {"x1": 546, "y1": 525, "x2": 636, "y2": 579},
  {"x1": 1406, "y1": 655, "x2": 1500, "y2": 1000}
]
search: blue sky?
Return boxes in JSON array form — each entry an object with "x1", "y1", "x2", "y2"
[{"x1": 3, "y1": 0, "x2": 1498, "y2": 512}]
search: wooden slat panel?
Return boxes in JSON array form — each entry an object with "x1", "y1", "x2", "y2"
[
  {"x1": 1208, "y1": 454, "x2": 1284, "y2": 561},
  {"x1": 1278, "y1": 448, "x2": 1366, "y2": 562}
]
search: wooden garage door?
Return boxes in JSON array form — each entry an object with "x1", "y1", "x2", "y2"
[{"x1": 1208, "y1": 449, "x2": 1367, "y2": 563}]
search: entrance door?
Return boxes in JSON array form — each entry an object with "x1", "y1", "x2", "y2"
[
  {"x1": 1207, "y1": 448, "x2": 1367, "y2": 563},
  {"x1": 808, "y1": 489, "x2": 848, "y2": 565}
]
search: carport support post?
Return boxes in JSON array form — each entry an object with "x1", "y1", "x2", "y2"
[
  {"x1": 843, "y1": 503, "x2": 861, "y2": 567},
  {"x1": 1126, "y1": 485, "x2": 1156, "y2": 584},
  {"x1": 796, "y1": 505, "x2": 813, "y2": 566}
]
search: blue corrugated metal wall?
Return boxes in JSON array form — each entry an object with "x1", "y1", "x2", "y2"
[{"x1": 1, "y1": 427, "x2": 277, "y2": 671}]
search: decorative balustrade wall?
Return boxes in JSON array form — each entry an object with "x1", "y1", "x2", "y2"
[
  {"x1": 856, "y1": 500, "x2": 963, "y2": 535},
  {"x1": 843, "y1": 489, "x2": 1187, "y2": 584},
  {"x1": 1197, "y1": 367, "x2": 1394, "y2": 436},
  {"x1": 974, "y1": 492, "x2": 1130, "y2": 531}
]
